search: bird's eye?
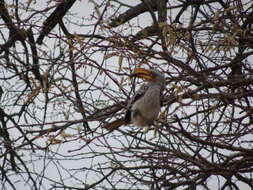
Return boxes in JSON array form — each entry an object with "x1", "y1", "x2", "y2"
[{"x1": 142, "y1": 85, "x2": 148, "y2": 90}]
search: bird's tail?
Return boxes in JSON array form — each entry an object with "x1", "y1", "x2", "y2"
[{"x1": 103, "y1": 118, "x2": 126, "y2": 131}]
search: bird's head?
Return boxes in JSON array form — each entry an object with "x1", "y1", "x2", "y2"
[{"x1": 131, "y1": 68, "x2": 165, "y2": 87}]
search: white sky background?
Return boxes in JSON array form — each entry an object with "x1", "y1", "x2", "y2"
[
  {"x1": 1, "y1": 1, "x2": 155, "y2": 189},
  {"x1": 0, "y1": 0, "x2": 253, "y2": 189}
]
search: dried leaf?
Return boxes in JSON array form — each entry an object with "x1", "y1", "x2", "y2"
[
  {"x1": 118, "y1": 56, "x2": 123, "y2": 71},
  {"x1": 61, "y1": 131, "x2": 74, "y2": 138},
  {"x1": 48, "y1": 137, "x2": 62, "y2": 145}
]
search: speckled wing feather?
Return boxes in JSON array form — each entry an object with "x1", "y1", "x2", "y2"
[
  {"x1": 124, "y1": 84, "x2": 149, "y2": 123},
  {"x1": 103, "y1": 84, "x2": 148, "y2": 131}
]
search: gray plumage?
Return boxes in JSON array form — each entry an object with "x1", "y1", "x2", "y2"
[
  {"x1": 125, "y1": 69, "x2": 165, "y2": 127},
  {"x1": 104, "y1": 68, "x2": 165, "y2": 131}
]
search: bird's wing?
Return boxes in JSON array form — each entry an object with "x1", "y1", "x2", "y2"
[
  {"x1": 124, "y1": 84, "x2": 149, "y2": 123},
  {"x1": 160, "y1": 88, "x2": 164, "y2": 107},
  {"x1": 103, "y1": 84, "x2": 149, "y2": 131}
]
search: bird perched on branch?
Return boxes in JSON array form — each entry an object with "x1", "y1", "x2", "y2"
[{"x1": 103, "y1": 68, "x2": 165, "y2": 131}]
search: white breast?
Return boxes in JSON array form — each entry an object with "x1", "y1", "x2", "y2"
[{"x1": 131, "y1": 86, "x2": 161, "y2": 127}]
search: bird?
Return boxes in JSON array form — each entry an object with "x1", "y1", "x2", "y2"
[{"x1": 103, "y1": 68, "x2": 165, "y2": 131}]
